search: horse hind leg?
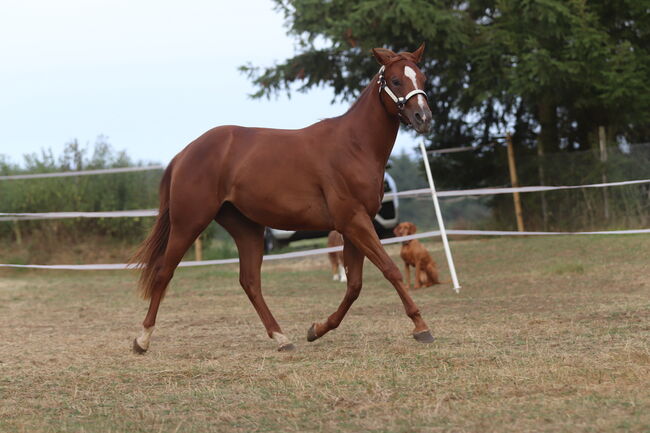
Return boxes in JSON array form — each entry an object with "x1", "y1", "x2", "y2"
[
  {"x1": 216, "y1": 204, "x2": 294, "y2": 352},
  {"x1": 133, "y1": 204, "x2": 218, "y2": 354},
  {"x1": 133, "y1": 225, "x2": 207, "y2": 353}
]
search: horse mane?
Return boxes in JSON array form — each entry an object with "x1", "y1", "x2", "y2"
[
  {"x1": 385, "y1": 52, "x2": 418, "y2": 65},
  {"x1": 341, "y1": 76, "x2": 378, "y2": 116}
]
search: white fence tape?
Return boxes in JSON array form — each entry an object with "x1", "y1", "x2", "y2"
[
  {"x1": 0, "y1": 165, "x2": 163, "y2": 181},
  {"x1": 4, "y1": 178, "x2": 650, "y2": 221},
  {"x1": 0, "y1": 209, "x2": 157, "y2": 221},
  {"x1": 1, "y1": 228, "x2": 648, "y2": 270},
  {"x1": 394, "y1": 178, "x2": 650, "y2": 199},
  {"x1": 444, "y1": 228, "x2": 650, "y2": 236}
]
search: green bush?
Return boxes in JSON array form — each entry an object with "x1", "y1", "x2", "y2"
[{"x1": 0, "y1": 137, "x2": 161, "y2": 243}]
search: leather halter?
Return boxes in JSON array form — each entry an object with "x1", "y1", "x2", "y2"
[{"x1": 377, "y1": 65, "x2": 428, "y2": 115}]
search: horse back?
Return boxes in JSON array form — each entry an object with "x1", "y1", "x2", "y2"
[{"x1": 170, "y1": 123, "x2": 386, "y2": 230}]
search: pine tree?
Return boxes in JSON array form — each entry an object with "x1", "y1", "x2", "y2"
[{"x1": 241, "y1": 0, "x2": 650, "y2": 186}]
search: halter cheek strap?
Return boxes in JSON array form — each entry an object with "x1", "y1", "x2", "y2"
[{"x1": 377, "y1": 65, "x2": 428, "y2": 110}]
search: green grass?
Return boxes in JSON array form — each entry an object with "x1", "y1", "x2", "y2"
[{"x1": 0, "y1": 235, "x2": 649, "y2": 432}]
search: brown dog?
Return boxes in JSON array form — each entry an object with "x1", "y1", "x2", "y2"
[
  {"x1": 327, "y1": 231, "x2": 346, "y2": 282},
  {"x1": 393, "y1": 222, "x2": 440, "y2": 289}
]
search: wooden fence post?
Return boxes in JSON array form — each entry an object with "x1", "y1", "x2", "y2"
[
  {"x1": 13, "y1": 220, "x2": 22, "y2": 246},
  {"x1": 537, "y1": 139, "x2": 549, "y2": 230},
  {"x1": 506, "y1": 133, "x2": 525, "y2": 232},
  {"x1": 194, "y1": 235, "x2": 203, "y2": 261},
  {"x1": 598, "y1": 126, "x2": 610, "y2": 221}
]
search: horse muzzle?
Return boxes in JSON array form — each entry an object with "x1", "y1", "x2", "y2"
[{"x1": 405, "y1": 105, "x2": 432, "y2": 134}]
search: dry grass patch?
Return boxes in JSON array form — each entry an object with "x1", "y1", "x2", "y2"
[{"x1": 0, "y1": 235, "x2": 649, "y2": 432}]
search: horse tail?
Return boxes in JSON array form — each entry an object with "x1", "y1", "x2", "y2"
[{"x1": 131, "y1": 162, "x2": 174, "y2": 300}]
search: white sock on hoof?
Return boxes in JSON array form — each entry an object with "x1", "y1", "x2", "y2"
[
  {"x1": 272, "y1": 332, "x2": 291, "y2": 347},
  {"x1": 136, "y1": 326, "x2": 154, "y2": 350},
  {"x1": 338, "y1": 264, "x2": 347, "y2": 283}
]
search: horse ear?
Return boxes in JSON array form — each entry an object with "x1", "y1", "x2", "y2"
[
  {"x1": 372, "y1": 47, "x2": 396, "y2": 65},
  {"x1": 412, "y1": 43, "x2": 425, "y2": 64}
]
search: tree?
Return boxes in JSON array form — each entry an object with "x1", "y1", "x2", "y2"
[{"x1": 241, "y1": 0, "x2": 650, "y2": 188}]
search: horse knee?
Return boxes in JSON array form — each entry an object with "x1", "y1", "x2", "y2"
[
  {"x1": 346, "y1": 280, "x2": 362, "y2": 301},
  {"x1": 239, "y1": 275, "x2": 260, "y2": 290},
  {"x1": 151, "y1": 267, "x2": 174, "y2": 290},
  {"x1": 240, "y1": 279, "x2": 262, "y2": 303},
  {"x1": 383, "y1": 266, "x2": 403, "y2": 284},
  {"x1": 156, "y1": 269, "x2": 173, "y2": 282}
]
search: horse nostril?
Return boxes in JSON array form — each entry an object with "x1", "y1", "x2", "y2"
[{"x1": 414, "y1": 112, "x2": 423, "y2": 123}]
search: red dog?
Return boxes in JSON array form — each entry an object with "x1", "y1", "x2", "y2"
[
  {"x1": 393, "y1": 222, "x2": 440, "y2": 289},
  {"x1": 327, "y1": 231, "x2": 346, "y2": 282}
]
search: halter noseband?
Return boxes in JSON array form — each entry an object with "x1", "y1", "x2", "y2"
[{"x1": 377, "y1": 65, "x2": 428, "y2": 113}]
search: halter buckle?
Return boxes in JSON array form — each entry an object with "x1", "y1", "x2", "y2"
[{"x1": 377, "y1": 65, "x2": 386, "y2": 92}]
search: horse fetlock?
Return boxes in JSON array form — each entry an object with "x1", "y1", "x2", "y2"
[
  {"x1": 325, "y1": 317, "x2": 340, "y2": 330},
  {"x1": 272, "y1": 332, "x2": 295, "y2": 352},
  {"x1": 133, "y1": 326, "x2": 155, "y2": 354},
  {"x1": 406, "y1": 308, "x2": 422, "y2": 320},
  {"x1": 134, "y1": 326, "x2": 154, "y2": 352},
  {"x1": 307, "y1": 323, "x2": 321, "y2": 342}
]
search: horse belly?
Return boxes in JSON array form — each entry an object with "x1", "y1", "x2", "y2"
[{"x1": 231, "y1": 185, "x2": 332, "y2": 231}]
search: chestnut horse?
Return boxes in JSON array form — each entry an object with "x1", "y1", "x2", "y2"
[{"x1": 132, "y1": 44, "x2": 434, "y2": 353}]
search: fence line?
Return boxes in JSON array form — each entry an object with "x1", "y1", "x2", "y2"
[
  {"x1": 3, "y1": 177, "x2": 649, "y2": 221},
  {"x1": 0, "y1": 165, "x2": 163, "y2": 181},
  {"x1": 393, "y1": 178, "x2": 650, "y2": 199},
  {"x1": 0, "y1": 209, "x2": 157, "y2": 221},
  {"x1": 1, "y1": 228, "x2": 648, "y2": 270}
]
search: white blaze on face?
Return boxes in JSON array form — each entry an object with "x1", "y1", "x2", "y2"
[{"x1": 404, "y1": 65, "x2": 428, "y2": 119}]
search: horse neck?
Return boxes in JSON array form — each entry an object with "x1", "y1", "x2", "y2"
[{"x1": 340, "y1": 77, "x2": 400, "y2": 166}]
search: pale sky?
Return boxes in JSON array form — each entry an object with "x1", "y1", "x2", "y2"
[{"x1": 0, "y1": 0, "x2": 419, "y2": 166}]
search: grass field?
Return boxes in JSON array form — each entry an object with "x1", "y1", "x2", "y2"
[{"x1": 1, "y1": 235, "x2": 649, "y2": 433}]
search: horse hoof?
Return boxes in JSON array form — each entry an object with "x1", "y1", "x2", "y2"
[
  {"x1": 413, "y1": 330, "x2": 435, "y2": 344},
  {"x1": 278, "y1": 343, "x2": 296, "y2": 352},
  {"x1": 132, "y1": 338, "x2": 147, "y2": 354},
  {"x1": 307, "y1": 324, "x2": 319, "y2": 342}
]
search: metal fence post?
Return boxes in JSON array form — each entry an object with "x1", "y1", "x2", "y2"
[{"x1": 419, "y1": 141, "x2": 461, "y2": 293}]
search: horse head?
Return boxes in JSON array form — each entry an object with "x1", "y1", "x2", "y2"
[{"x1": 372, "y1": 44, "x2": 432, "y2": 134}]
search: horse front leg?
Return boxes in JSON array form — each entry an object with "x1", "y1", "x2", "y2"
[
  {"x1": 341, "y1": 213, "x2": 434, "y2": 343},
  {"x1": 307, "y1": 237, "x2": 364, "y2": 342}
]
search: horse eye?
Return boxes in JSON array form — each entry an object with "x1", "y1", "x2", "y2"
[{"x1": 391, "y1": 78, "x2": 401, "y2": 86}]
